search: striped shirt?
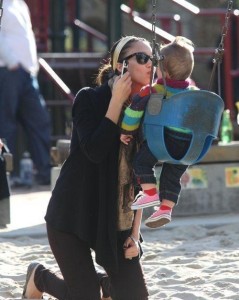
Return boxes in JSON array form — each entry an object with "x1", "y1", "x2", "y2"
[{"x1": 121, "y1": 78, "x2": 198, "y2": 134}]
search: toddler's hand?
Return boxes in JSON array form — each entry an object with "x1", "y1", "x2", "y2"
[
  {"x1": 123, "y1": 236, "x2": 139, "y2": 259},
  {"x1": 120, "y1": 134, "x2": 133, "y2": 145}
]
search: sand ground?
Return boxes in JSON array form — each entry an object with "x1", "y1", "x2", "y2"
[{"x1": 0, "y1": 186, "x2": 239, "y2": 299}]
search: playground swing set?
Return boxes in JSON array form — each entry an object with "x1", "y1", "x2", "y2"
[
  {"x1": 0, "y1": 0, "x2": 232, "y2": 167},
  {"x1": 143, "y1": 0, "x2": 234, "y2": 166}
]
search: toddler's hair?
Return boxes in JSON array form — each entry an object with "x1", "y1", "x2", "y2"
[{"x1": 160, "y1": 36, "x2": 194, "y2": 80}]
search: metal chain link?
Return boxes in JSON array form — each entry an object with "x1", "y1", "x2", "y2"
[
  {"x1": 0, "y1": 0, "x2": 3, "y2": 29},
  {"x1": 150, "y1": 0, "x2": 167, "y2": 95},
  {"x1": 151, "y1": 0, "x2": 165, "y2": 65},
  {"x1": 218, "y1": 0, "x2": 233, "y2": 53},
  {"x1": 151, "y1": 0, "x2": 158, "y2": 66},
  {"x1": 208, "y1": 0, "x2": 234, "y2": 92}
]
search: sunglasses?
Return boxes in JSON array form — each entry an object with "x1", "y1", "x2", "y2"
[{"x1": 122, "y1": 52, "x2": 153, "y2": 65}]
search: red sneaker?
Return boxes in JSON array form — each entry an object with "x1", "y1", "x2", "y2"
[
  {"x1": 145, "y1": 207, "x2": 172, "y2": 228},
  {"x1": 131, "y1": 191, "x2": 160, "y2": 210}
]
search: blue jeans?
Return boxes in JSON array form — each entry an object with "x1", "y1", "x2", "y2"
[
  {"x1": 133, "y1": 128, "x2": 190, "y2": 204},
  {"x1": 0, "y1": 66, "x2": 51, "y2": 181}
]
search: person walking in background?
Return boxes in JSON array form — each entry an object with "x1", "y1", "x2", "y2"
[{"x1": 0, "y1": 0, "x2": 51, "y2": 185}]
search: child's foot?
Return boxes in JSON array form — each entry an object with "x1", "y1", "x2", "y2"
[
  {"x1": 145, "y1": 206, "x2": 172, "y2": 228},
  {"x1": 131, "y1": 191, "x2": 160, "y2": 210}
]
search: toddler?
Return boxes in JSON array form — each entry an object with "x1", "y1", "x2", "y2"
[{"x1": 121, "y1": 36, "x2": 198, "y2": 228}]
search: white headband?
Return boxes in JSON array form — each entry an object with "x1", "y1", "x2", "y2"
[{"x1": 112, "y1": 36, "x2": 136, "y2": 71}]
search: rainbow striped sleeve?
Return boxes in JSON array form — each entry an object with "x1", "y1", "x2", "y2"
[
  {"x1": 121, "y1": 106, "x2": 144, "y2": 133},
  {"x1": 121, "y1": 86, "x2": 152, "y2": 134}
]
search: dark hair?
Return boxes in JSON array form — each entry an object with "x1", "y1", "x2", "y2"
[{"x1": 95, "y1": 36, "x2": 149, "y2": 85}]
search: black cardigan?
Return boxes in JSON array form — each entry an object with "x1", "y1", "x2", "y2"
[{"x1": 45, "y1": 83, "x2": 126, "y2": 272}]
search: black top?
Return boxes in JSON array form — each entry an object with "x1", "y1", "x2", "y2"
[{"x1": 45, "y1": 83, "x2": 125, "y2": 272}]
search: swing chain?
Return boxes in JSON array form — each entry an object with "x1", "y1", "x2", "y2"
[
  {"x1": 151, "y1": 0, "x2": 159, "y2": 68},
  {"x1": 213, "y1": 0, "x2": 233, "y2": 65},
  {"x1": 218, "y1": 0, "x2": 233, "y2": 55},
  {"x1": 208, "y1": 0, "x2": 233, "y2": 92},
  {"x1": 150, "y1": 0, "x2": 167, "y2": 96},
  {"x1": 0, "y1": 0, "x2": 3, "y2": 29},
  {"x1": 151, "y1": 0, "x2": 164, "y2": 66}
]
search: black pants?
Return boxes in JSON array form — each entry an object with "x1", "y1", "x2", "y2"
[
  {"x1": 35, "y1": 223, "x2": 148, "y2": 300},
  {"x1": 0, "y1": 155, "x2": 10, "y2": 201},
  {"x1": 133, "y1": 127, "x2": 190, "y2": 204}
]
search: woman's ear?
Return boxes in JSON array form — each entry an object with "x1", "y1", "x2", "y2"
[
  {"x1": 116, "y1": 62, "x2": 123, "y2": 74},
  {"x1": 119, "y1": 60, "x2": 128, "y2": 76}
]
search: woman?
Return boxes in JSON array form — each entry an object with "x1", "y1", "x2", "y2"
[{"x1": 22, "y1": 35, "x2": 152, "y2": 300}]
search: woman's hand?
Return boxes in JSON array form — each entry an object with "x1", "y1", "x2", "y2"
[
  {"x1": 106, "y1": 73, "x2": 132, "y2": 124},
  {"x1": 112, "y1": 72, "x2": 132, "y2": 107},
  {"x1": 120, "y1": 134, "x2": 133, "y2": 145},
  {"x1": 123, "y1": 236, "x2": 139, "y2": 260}
]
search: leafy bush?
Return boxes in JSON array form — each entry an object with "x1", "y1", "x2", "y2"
[{"x1": 123, "y1": 0, "x2": 148, "y2": 12}]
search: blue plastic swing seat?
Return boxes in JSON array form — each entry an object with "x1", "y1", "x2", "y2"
[{"x1": 143, "y1": 90, "x2": 224, "y2": 165}]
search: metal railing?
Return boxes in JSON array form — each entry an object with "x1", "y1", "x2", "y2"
[
  {"x1": 38, "y1": 52, "x2": 105, "y2": 141},
  {"x1": 39, "y1": 57, "x2": 75, "y2": 103},
  {"x1": 74, "y1": 19, "x2": 107, "y2": 52}
]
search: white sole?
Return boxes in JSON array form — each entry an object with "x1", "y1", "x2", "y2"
[
  {"x1": 145, "y1": 214, "x2": 171, "y2": 229},
  {"x1": 131, "y1": 200, "x2": 160, "y2": 210}
]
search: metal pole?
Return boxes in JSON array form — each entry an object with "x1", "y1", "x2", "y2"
[
  {"x1": 50, "y1": 0, "x2": 66, "y2": 52},
  {"x1": 107, "y1": 0, "x2": 122, "y2": 51},
  {"x1": 72, "y1": 0, "x2": 81, "y2": 51},
  {"x1": 224, "y1": 22, "x2": 234, "y2": 113}
]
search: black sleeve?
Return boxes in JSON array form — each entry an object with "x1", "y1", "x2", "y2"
[{"x1": 72, "y1": 88, "x2": 120, "y2": 163}]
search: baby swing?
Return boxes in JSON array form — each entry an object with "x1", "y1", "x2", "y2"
[{"x1": 143, "y1": 0, "x2": 233, "y2": 165}]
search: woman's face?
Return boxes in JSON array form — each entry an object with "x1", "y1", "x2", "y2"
[{"x1": 122, "y1": 41, "x2": 152, "y2": 93}]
